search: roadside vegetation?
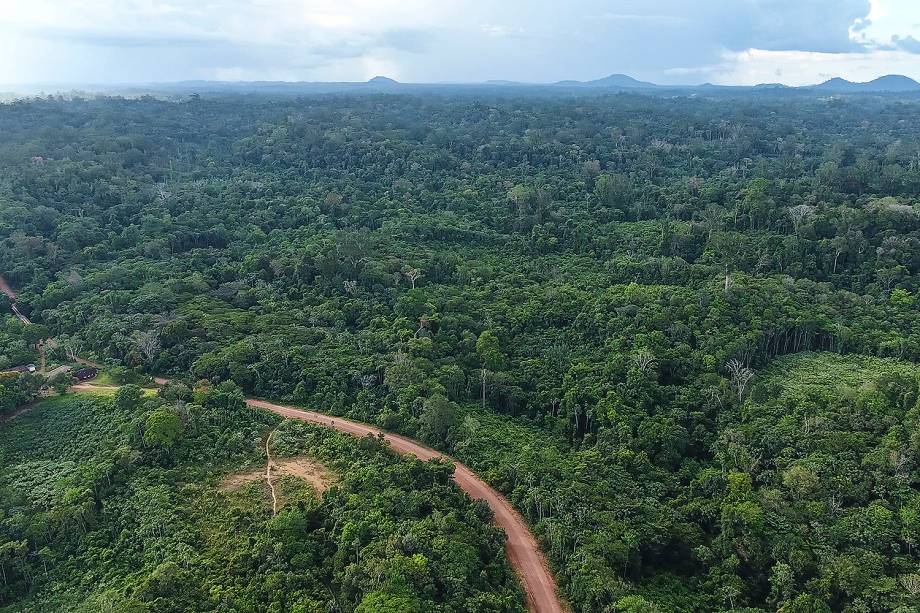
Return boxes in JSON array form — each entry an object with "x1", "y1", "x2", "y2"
[{"x1": 0, "y1": 387, "x2": 523, "y2": 612}]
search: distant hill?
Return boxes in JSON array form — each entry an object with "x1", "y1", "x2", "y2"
[
  {"x1": 554, "y1": 73, "x2": 920, "y2": 92},
  {"x1": 555, "y1": 73, "x2": 658, "y2": 89},
  {"x1": 812, "y1": 74, "x2": 920, "y2": 92},
  {"x1": 11, "y1": 72, "x2": 920, "y2": 99},
  {"x1": 366, "y1": 76, "x2": 399, "y2": 86}
]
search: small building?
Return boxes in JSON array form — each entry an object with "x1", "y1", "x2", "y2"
[
  {"x1": 6, "y1": 364, "x2": 36, "y2": 373},
  {"x1": 74, "y1": 367, "x2": 98, "y2": 381}
]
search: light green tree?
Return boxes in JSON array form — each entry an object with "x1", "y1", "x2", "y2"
[{"x1": 476, "y1": 330, "x2": 503, "y2": 409}]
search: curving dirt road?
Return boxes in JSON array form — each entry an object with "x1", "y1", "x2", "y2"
[
  {"x1": 57, "y1": 391, "x2": 567, "y2": 611},
  {"x1": 2, "y1": 273, "x2": 566, "y2": 613},
  {"x1": 247, "y1": 399, "x2": 565, "y2": 613}
]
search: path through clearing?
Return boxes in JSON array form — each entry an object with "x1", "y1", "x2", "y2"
[
  {"x1": 247, "y1": 398, "x2": 566, "y2": 613},
  {"x1": 221, "y1": 457, "x2": 333, "y2": 496},
  {"x1": 265, "y1": 428, "x2": 279, "y2": 516}
]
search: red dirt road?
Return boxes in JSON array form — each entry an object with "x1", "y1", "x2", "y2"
[
  {"x1": 20, "y1": 381, "x2": 569, "y2": 612},
  {"x1": 1, "y1": 273, "x2": 566, "y2": 612},
  {"x1": 247, "y1": 398, "x2": 566, "y2": 613}
]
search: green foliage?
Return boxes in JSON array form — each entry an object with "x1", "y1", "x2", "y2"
[
  {"x1": 48, "y1": 371, "x2": 73, "y2": 395},
  {"x1": 355, "y1": 591, "x2": 422, "y2": 613},
  {"x1": 476, "y1": 330, "x2": 504, "y2": 371},
  {"x1": 418, "y1": 394, "x2": 459, "y2": 445},
  {"x1": 0, "y1": 371, "x2": 43, "y2": 417},
  {"x1": 143, "y1": 407, "x2": 184, "y2": 450},
  {"x1": 2, "y1": 92, "x2": 920, "y2": 611},
  {"x1": 113, "y1": 384, "x2": 144, "y2": 412},
  {"x1": 0, "y1": 392, "x2": 523, "y2": 611}
]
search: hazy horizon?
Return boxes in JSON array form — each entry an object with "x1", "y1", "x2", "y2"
[
  {"x1": 1, "y1": 71, "x2": 918, "y2": 89},
  {"x1": 2, "y1": 1, "x2": 920, "y2": 88}
]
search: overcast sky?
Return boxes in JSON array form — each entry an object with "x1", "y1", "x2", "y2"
[{"x1": 1, "y1": 0, "x2": 920, "y2": 86}]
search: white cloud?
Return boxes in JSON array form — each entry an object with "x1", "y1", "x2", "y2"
[
  {"x1": 850, "y1": 0, "x2": 920, "y2": 50},
  {"x1": 700, "y1": 48, "x2": 920, "y2": 86},
  {"x1": 597, "y1": 13, "x2": 688, "y2": 25},
  {"x1": 0, "y1": 0, "x2": 459, "y2": 82},
  {"x1": 662, "y1": 0, "x2": 920, "y2": 85},
  {"x1": 480, "y1": 24, "x2": 509, "y2": 37},
  {"x1": 0, "y1": 0, "x2": 919, "y2": 86}
]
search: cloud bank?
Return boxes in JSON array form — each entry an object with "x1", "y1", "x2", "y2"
[{"x1": 1, "y1": 0, "x2": 919, "y2": 86}]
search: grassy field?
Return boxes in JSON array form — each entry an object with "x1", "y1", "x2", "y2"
[{"x1": 751, "y1": 351, "x2": 920, "y2": 399}]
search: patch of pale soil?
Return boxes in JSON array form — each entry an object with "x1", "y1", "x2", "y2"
[
  {"x1": 272, "y1": 457, "x2": 334, "y2": 494},
  {"x1": 220, "y1": 457, "x2": 334, "y2": 496},
  {"x1": 219, "y1": 469, "x2": 264, "y2": 491}
]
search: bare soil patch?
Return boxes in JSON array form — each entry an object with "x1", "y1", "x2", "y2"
[
  {"x1": 273, "y1": 457, "x2": 335, "y2": 494},
  {"x1": 219, "y1": 469, "x2": 264, "y2": 491},
  {"x1": 220, "y1": 457, "x2": 334, "y2": 496}
]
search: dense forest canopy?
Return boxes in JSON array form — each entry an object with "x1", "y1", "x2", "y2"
[{"x1": 1, "y1": 90, "x2": 919, "y2": 611}]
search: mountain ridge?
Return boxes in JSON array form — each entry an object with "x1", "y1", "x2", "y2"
[
  {"x1": 811, "y1": 74, "x2": 920, "y2": 92},
  {"x1": 554, "y1": 73, "x2": 659, "y2": 88},
  {"x1": 6, "y1": 73, "x2": 920, "y2": 96}
]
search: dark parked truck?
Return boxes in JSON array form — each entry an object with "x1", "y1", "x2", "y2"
[{"x1": 73, "y1": 367, "x2": 98, "y2": 381}]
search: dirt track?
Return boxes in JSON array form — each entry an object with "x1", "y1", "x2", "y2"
[
  {"x1": 2, "y1": 273, "x2": 566, "y2": 613},
  {"x1": 265, "y1": 428, "x2": 279, "y2": 515},
  {"x1": 0, "y1": 276, "x2": 31, "y2": 325},
  {"x1": 247, "y1": 399, "x2": 565, "y2": 613}
]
